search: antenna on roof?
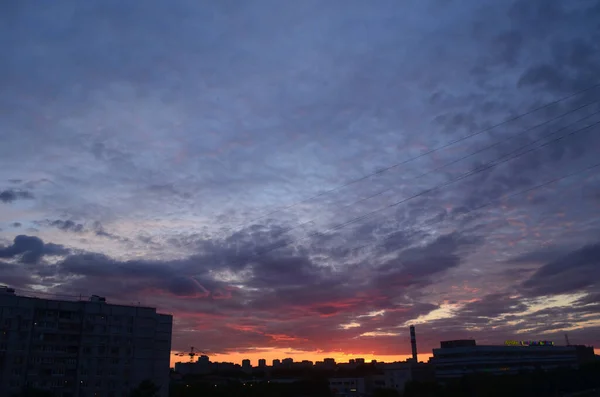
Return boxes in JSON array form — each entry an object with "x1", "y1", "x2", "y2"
[{"x1": 565, "y1": 333, "x2": 571, "y2": 346}]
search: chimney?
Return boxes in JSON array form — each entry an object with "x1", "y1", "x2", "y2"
[{"x1": 410, "y1": 325, "x2": 418, "y2": 362}]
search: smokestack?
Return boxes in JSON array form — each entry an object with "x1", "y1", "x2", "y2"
[{"x1": 409, "y1": 325, "x2": 418, "y2": 362}]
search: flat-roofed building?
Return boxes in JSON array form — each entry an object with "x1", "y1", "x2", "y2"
[
  {"x1": 431, "y1": 339, "x2": 581, "y2": 380},
  {"x1": 0, "y1": 286, "x2": 172, "y2": 397}
]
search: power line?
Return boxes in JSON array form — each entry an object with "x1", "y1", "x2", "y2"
[
  {"x1": 177, "y1": 85, "x2": 600, "y2": 252},
  {"x1": 243, "y1": 83, "x2": 600, "y2": 225},
  {"x1": 339, "y1": 161, "x2": 600, "y2": 258},
  {"x1": 9, "y1": 163, "x2": 600, "y2": 300},
  {"x1": 11, "y1": 112, "x2": 598, "y2": 297},
  {"x1": 307, "y1": 118, "x2": 600, "y2": 240},
  {"x1": 251, "y1": 116, "x2": 600, "y2": 258},
  {"x1": 271, "y1": 100, "x2": 600, "y2": 238}
]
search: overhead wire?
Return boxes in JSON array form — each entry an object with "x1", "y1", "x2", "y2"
[
  {"x1": 12, "y1": 161, "x2": 600, "y2": 300},
  {"x1": 241, "y1": 83, "x2": 600, "y2": 226},
  {"x1": 176, "y1": 84, "x2": 600, "y2": 252},
  {"x1": 248, "y1": 115, "x2": 600, "y2": 258},
  {"x1": 270, "y1": 100, "x2": 600, "y2": 238},
  {"x1": 5, "y1": 87, "x2": 600, "y2": 296},
  {"x1": 333, "y1": 161, "x2": 600, "y2": 259}
]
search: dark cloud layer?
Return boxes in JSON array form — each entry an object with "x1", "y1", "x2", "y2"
[
  {"x1": 0, "y1": 235, "x2": 69, "y2": 264},
  {"x1": 522, "y1": 241, "x2": 600, "y2": 297},
  {"x1": 0, "y1": 189, "x2": 34, "y2": 203},
  {"x1": 1, "y1": 0, "x2": 600, "y2": 359}
]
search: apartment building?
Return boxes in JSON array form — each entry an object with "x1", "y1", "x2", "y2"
[{"x1": 0, "y1": 286, "x2": 172, "y2": 397}]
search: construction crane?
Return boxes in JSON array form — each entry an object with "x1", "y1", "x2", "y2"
[
  {"x1": 565, "y1": 333, "x2": 571, "y2": 346},
  {"x1": 175, "y1": 346, "x2": 207, "y2": 362}
]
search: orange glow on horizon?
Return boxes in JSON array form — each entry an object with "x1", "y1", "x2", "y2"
[
  {"x1": 170, "y1": 348, "x2": 600, "y2": 368},
  {"x1": 170, "y1": 349, "x2": 434, "y2": 368}
]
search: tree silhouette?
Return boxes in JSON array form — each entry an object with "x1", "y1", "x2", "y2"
[{"x1": 128, "y1": 380, "x2": 161, "y2": 397}]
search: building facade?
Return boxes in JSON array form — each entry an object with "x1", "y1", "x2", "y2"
[
  {"x1": 0, "y1": 287, "x2": 172, "y2": 397},
  {"x1": 431, "y1": 339, "x2": 580, "y2": 379},
  {"x1": 328, "y1": 377, "x2": 366, "y2": 396}
]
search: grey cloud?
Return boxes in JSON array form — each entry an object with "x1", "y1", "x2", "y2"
[
  {"x1": 518, "y1": 64, "x2": 568, "y2": 93},
  {"x1": 0, "y1": 235, "x2": 69, "y2": 264},
  {"x1": 574, "y1": 293, "x2": 600, "y2": 306},
  {"x1": 374, "y1": 232, "x2": 482, "y2": 289},
  {"x1": 3, "y1": 0, "x2": 600, "y2": 356},
  {"x1": 458, "y1": 293, "x2": 527, "y2": 319},
  {"x1": 11, "y1": 222, "x2": 21, "y2": 228},
  {"x1": 146, "y1": 184, "x2": 192, "y2": 200},
  {"x1": 493, "y1": 30, "x2": 523, "y2": 67},
  {"x1": 52, "y1": 251, "x2": 227, "y2": 301},
  {"x1": 521, "y1": 241, "x2": 600, "y2": 296},
  {"x1": 46, "y1": 219, "x2": 85, "y2": 233},
  {"x1": 0, "y1": 260, "x2": 36, "y2": 288},
  {"x1": 0, "y1": 189, "x2": 34, "y2": 203},
  {"x1": 164, "y1": 276, "x2": 210, "y2": 298},
  {"x1": 92, "y1": 221, "x2": 130, "y2": 242},
  {"x1": 503, "y1": 246, "x2": 568, "y2": 265}
]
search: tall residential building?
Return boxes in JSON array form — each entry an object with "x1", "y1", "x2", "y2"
[
  {"x1": 258, "y1": 358, "x2": 266, "y2": 368},
  {"x1": 0, "y1": 287, "x2": 172, "y2": 397},
  {"x1": 241, "y1": 359, "x2": 251, "y2": 373}
]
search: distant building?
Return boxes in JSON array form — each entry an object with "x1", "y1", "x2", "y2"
[
  {"x1": 573, "y1": 345, "x2": 596, "y2": 365},
  {"x1": 323, "y1": 357, "x2": 336, "y2": 369},
  {"x1": 0, "y1": 287, "x2": 172, "y2": 397},
  {"x1": 329, "y1": 377, "x2": 366, "y2": 396},
  {"x1": 211, "y1": 361, "x2": 238, "y2": 371},
  {"x1": 272, "y1": 359, "x2": 281, "y2": 368},
  {"x1": 174, "y1": 354, "x2": 211, "y2": 376},
  {"x1": 281, "y1": 357, "x2": 293, "y2": 367},
  {"x1": 197, "y1": 355, "x2": 209, "y2": 364},
  {"x1": 241, "y1": 359, "x2": 251, "y2": 373},
  {"x1": 382, "y1": 362, "x2": 413, "y2": 392},
  {"x1": 258, "y1": 358, "x2": 266, "y2": 368},
  {"x1": 300, "y1": 360, "x2": 313, "y2": 368},
  {"x1": 431, "y1": 339, "x2": 583, "y2": 379}
]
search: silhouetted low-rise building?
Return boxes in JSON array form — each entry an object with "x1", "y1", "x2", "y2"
[{"x1": 431, "y1": 339, "x2": 584, "y2": 379}]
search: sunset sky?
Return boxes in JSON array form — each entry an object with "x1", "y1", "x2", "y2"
[{"x1": 1, "y1": 0, "x2": 600, "y2": 367}]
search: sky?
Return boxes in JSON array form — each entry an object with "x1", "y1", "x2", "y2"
[{"x1": 1, "y1": 0, "x2": 600, "y2": 367}]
